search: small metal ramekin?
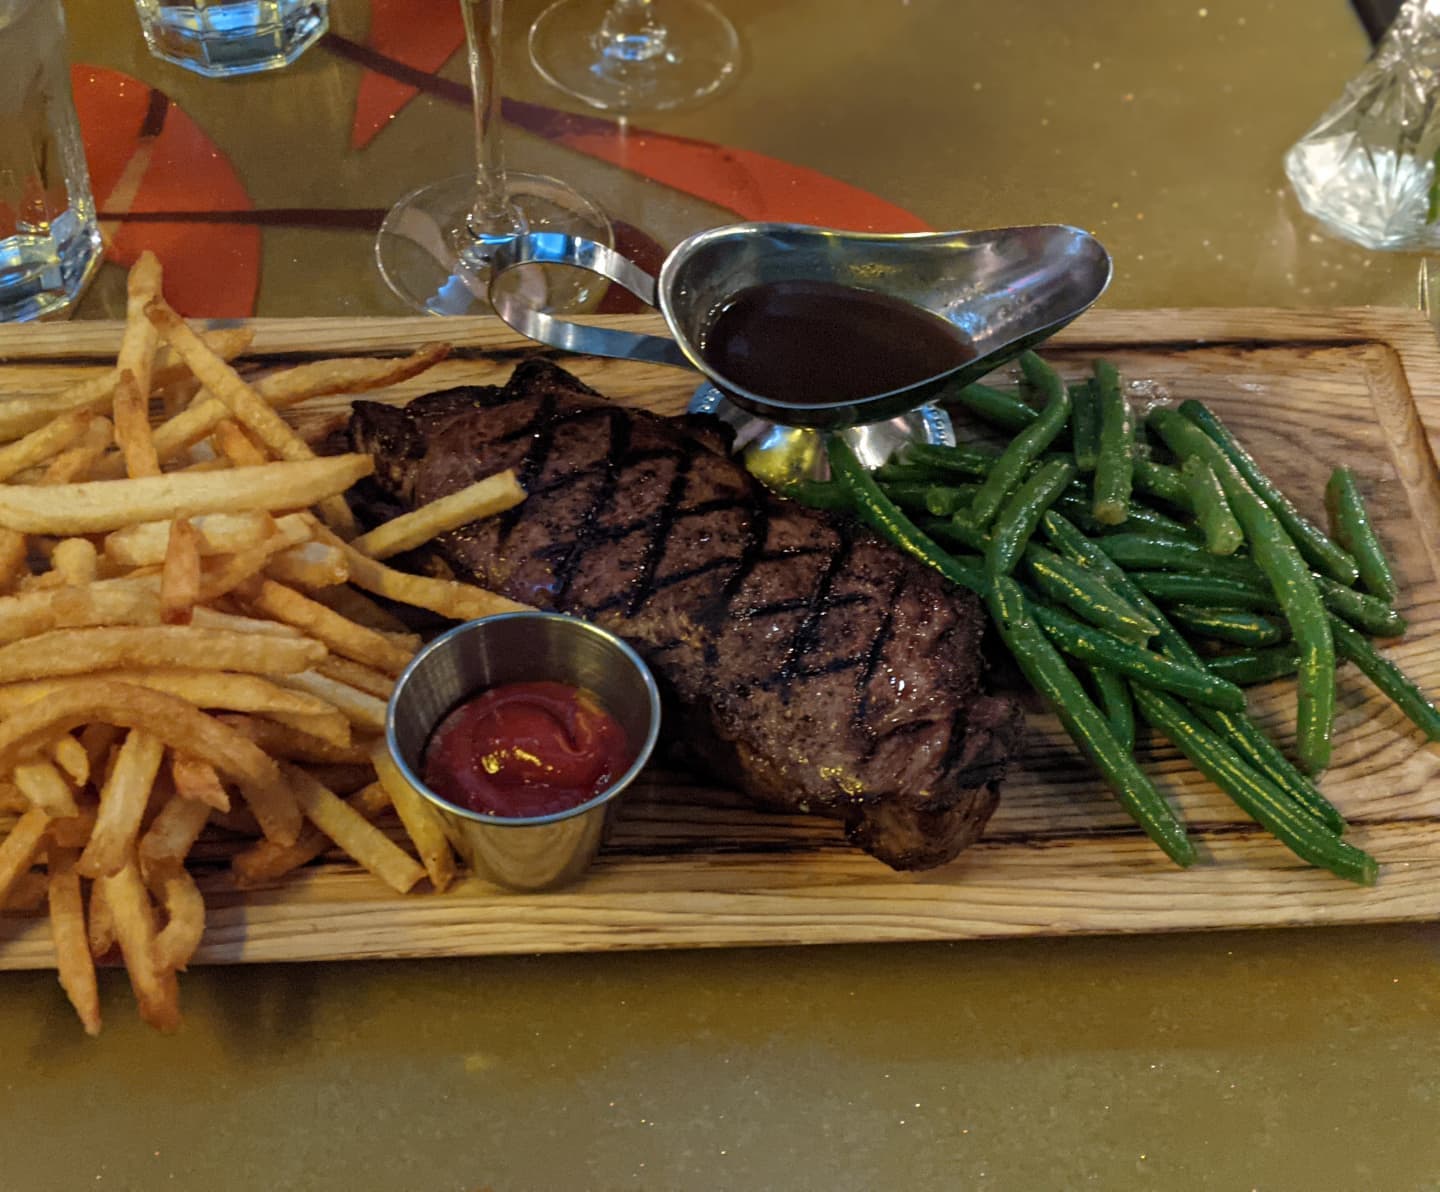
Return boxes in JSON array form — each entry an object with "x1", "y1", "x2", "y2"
[{"x1": 385, "y1": 611, "x2": 661, "y2": 892}]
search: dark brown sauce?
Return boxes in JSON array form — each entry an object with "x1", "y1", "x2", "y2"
[{"x1": 698, "y1": 279, "x2": 975, "y2": 406}]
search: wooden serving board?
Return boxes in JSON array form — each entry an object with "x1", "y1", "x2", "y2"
[{"x1": 4, "y1": 307, "x2": 1440, "y2": 967}]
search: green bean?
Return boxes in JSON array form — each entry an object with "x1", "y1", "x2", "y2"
[
  {"x1": 873, "y1": 462, "x2": 951, "y2": 485},
  {"x1": 958, "y1": 354, "x2": 1072, "y2": 533},
  {"x1": 1166, "y1": 605, "x2": 1288, "y2": 648},
  {"x1": 1044, "y1": 511, "x2": 1205, "y2": 663},
  {"x1": 1129, "y1": 571, "x2": 1274, "y2": 610},
  {"x1": 943, "y1": 380, "x2": 1037, "y2": 434},
  {"x1": 1094, "y1": 533, "x2": 1258, "y2": 581},
  {"x1": 1205, "y1": 645, "x2": 1303, "y2": 686},
  {"x1": 1178, "y1": 400, "x2": 1359, "y2": 585},
  {"x1": 1149, "y1": 407, "x2": 1335, "y2": 774},
  {"x1": 1031, "y1": 603, "x2": 1247, "y2": 711},
  {"x1": 1097, "y1": 536, "x2": 1404, "y2": 636},
  {"x1": 1313, "y1": 575, "x2": 1406, "y2": 638},
  {"x1": 1189, "y1": 701, "x2": 1347, "y2": 835},
  {"x1": 985, "y1": 577, "x2": 1195, "y2": 867},
  {"x1": 826, "y1": 438, "x2": 985, "y2": 596},
  {"x1": 923, "y1": 486, "x2": 972, "y2": 518},
  {"x1": 1024, "y1": 547, "x2": 1160, "y2": 644},
  {"x1": 1330, "y1": 616, "x2": 1440, "y2": 742},
  {"x1": 1090, "y1": 665, "x2": 1135, "y2": 752},
  {"x1": 1044, "y1": 511, "x2": 1346, "y2": 831},
  {"x1": 1070, "y1": 380, "x2": 1100, "y2": 473},
  {"x1": 1180, "y1": 456, "x2": 1244, "y2": 555},
  {"x1": 1325, "y1": 467, "x2": 1398, "y2": 604},
  {"x1": 1134, "y1": 457, "x2": 1193, "y2": 511},
  {"x1": 985, "y1": 458, "x2": 1076, "y2": 579},
  {"x1": 1092, "y1": 360, "x2": 1134, "y2": 525},
  {"x1": 901, "y1": 442, "x2": 1000, "y2": 477},
  {"x1": 1053, "y1": 491, "x2": 1195, "y2": 540},
  {"x1": 1133, "y1": 686, "x2": 1376, "y2": 884},
  {"x1": 781, "y1": 479, "x2": 852, "y2": 511}
]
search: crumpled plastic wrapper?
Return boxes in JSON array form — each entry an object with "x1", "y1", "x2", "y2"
[{"x1": 1286, "y1": 0, "x2": 1440, "y2": 250}]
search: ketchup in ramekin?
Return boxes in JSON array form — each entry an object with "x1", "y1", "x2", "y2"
[{"x1": 421, "y1": 681, "x2": 632, "y2": 818}]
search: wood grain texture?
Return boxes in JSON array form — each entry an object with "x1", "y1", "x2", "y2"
[{"x1": 4, "y1": 307, "x2": 1440, "y2": 968}]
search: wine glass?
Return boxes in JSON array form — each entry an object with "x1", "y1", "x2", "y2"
[
  {"x1": 375, "y1": 0, "x2": 613, "y2": 317},
  {"x1": 528, "y1": 0, "x2": 739, "y2": 113}
]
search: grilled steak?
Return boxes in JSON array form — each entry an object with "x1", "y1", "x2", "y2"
[{"x1": 349, "y1": 360, "x2": 1022, "y2": 870}]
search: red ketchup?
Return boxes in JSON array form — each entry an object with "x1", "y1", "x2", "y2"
[{"x1": 421, "y1": 681, "x2": 631, "y2": 818}]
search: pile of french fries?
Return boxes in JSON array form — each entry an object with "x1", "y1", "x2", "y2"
[{"x1": 0, "y1": 253, "x2": 530, "y2": 1034}]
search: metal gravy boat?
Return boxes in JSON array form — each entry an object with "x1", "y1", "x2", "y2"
[
  {"x1": 489, "y1": 221, "x2": 1110, "y2": 422},
  {"x1": 487, "y1": 221, "x2": 1110, "y2": 480}
]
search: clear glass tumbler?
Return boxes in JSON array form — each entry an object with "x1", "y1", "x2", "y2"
[
  {"x1": 133, "y1": 0, "x2": 328, "y2": 78},
  {"x1": 0, "y1": 0, "x2": 102, "y2": 322}
]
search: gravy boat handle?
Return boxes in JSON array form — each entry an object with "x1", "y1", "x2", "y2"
[{"x1": 487, "y1": 233, "x2": 694, "y2": 370}]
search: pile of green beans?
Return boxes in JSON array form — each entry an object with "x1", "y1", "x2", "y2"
[{"x1": 795, "y1": 351, "x2": 1440, "y2": 885}]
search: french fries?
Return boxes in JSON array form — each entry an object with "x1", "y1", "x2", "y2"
[
  {"x1": 0, "y1": 254, "x2": 532, "y2": 1036},
  {"x1": 0, "y1": 455, "x2": 374, "y2": 535},
  {"x1": 349, "y1": 470, "x2": 526, "y2": 560}
]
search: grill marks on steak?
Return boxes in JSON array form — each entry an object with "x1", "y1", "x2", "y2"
[{"x1": 349, "y1": 360, "x2": 1022, "y2": 870}]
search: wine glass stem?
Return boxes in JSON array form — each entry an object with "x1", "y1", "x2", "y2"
[
  {"x1": 461, "y1": 0, "x2": 521, "y2": 238},
  {"x1": 597, "y1": 0, "x2": 669, "y2": 63}
]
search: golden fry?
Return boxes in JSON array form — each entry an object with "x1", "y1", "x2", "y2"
[
  {"x1": 283, "y1": 763, "x2": 424, "y2": 895},
  {"x1": 197, "y1": 533, "x2": 310, "y2": 603},
  {"x1": 150, "y1": 866, "x2": 205, "y2": 973},
  {"x1": 0, "y1": 624, "x2": 325, "y2": 683},
  {"x1": 99, "y1": 858, "x2": 181, "y2": 1033},
  {"x1": 0, "y1": 680, "x2": 301, "y2": 845},
  {"x1": 313, "y1": 523, "x2": 528, "y2": 623},
  {"x1": 264, "y1": 709, "x2": 352, "y2": 751},
  {"x1": 0, "y1": 527, "x2": 25, "y2": 593},
  {"x1": 104, "y1": 511, "x2": 302, "y2": 567},
  {"x1": 0, "y1": 409, "x2": 95, "y2": 482},
  {"x1": 253, "y1": 344, "x2": 450, "y2": 407},
  {"x1": 118, "y1": 251, "x2": 162, "y2": 398},
  {"x1": 281, "y1": 670, "x2": 387, "y2": 734},
  {"x1": 189, "y1": 605, "x2": 303, "y2": 637},
  {"x1": 231, "y1": 780, "x2": 389, "y2": 887},
  {"x1": 350, "y1": 470, "x2": 525, "y2": 560},
  {"x1": 0, "y1": 329, "x2": 250, "y2": 444},
  {"x1": 210, "y1": 418, "x2": 268, "y2": 468},
  {"x1": 39, "y1": 417, "x2": 113, "y2": 485},
  {"x1": 87, "y1": 880, "x2": 114, "y2": 958},
  {"x1": 13, "y1": 759, "x2": 78, "y2": 818},
  {"x1": 0, "y1": 585, "x2": 160, "y2": 646},
  {"x1": 113, "y1": 368, "x2": 161, "y2": 479},
  {"x1": 50, "y1": 538, "x2": 98, "y2": 586},
  {"x1": 372, "y1": 744, "x2": 456, "y2": 893},
  {"x1": 218, "y1": 713, "x2": 374, "y2": 765},
  {"x1": 139, "y1": 782, "x2": 214, "y2": 878},
  {"x1": 263, "y1": 541, "x2": 348, "y2": 590},
  {"x1": 312, "y1": 584, "x2": 411, "y2": 634},
  {"x1": 46, "y1": 844, "x2": 101, "y2": 1036},
  {"x1": 146, "y1": 301, "x2": 361, "y2": 537},
  {"x1": 0, "y1": 454, "x2": 373, "y2": 535},
  {"x1": 168, "y1": 755, "x2": 230, "y2": 813},
  {"x1": 248, "y1": 579, "x2": 413, "y2": 675},
  {"x1": 0, "y1": 805, "x2": 48, "y2": 907},
  {"x1": 159, "y1": 517, "x2": 202, "y2": 625},
  {"x1": 315, "y1": 654, "x2": 395, "y2": 700},
  {"x1": 77, "y1": 729, "x2": 165, "y2": 879},
  {"x1": 47, "y1": 733, "x2": 90, "y2": 788}
]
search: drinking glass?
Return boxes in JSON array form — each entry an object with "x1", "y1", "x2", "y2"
[
  {"x1": 0, "y1": 0, "x2": 102, "y2": 322},
  {"x1": 529, "y1": 0, "x2": 739, "y2": 113},
  {"x1": 375, "y1": 0, "x2": 612, "y2": 318},
  {"x1": 133, "y1": 0, "x2": 328, "y2": 78}
]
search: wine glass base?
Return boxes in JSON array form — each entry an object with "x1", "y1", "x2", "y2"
[
  {"x1": 688, "y1": 384, "x2": 955, "y2": 489},
  {"x1": 375, "y1": 171, "x2": 613, "y2": 317},
  {"x1": 529, "y1": 0, "x2": 740, "y2": 113}
]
